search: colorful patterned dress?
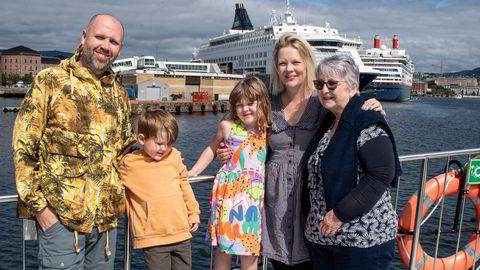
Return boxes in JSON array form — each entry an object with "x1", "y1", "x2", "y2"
[{"x1": 208, "y1": 122, "x2": 267, "y2": 256}]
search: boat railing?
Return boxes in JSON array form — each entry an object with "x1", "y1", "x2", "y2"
[
  {"x1": 395, "y1": 147, "x2": 480, "y2": 270},
  {"x1": 2, "y1": 147, "x2": 480, "y2": 270}
]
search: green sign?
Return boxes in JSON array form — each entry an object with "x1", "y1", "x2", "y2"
[{"x1": 467, "y1": 159, "x2": 480, "y2": 184}]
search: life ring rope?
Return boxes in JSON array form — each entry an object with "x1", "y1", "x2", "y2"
[
  {"x1": 397, "y1": 170, "x2": 480, "y2": 270},
  {"x1": 420, "y1": 174, "x2": 456, "y2": 227}
]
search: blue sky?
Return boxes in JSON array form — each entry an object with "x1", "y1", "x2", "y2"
[{"x1": 0, "y1": 0, "x2": 478, "y2": 73}]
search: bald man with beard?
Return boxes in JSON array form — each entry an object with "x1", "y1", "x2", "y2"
[{"x1": 13, "y1": 14, "x2": 136, "y2": 269}]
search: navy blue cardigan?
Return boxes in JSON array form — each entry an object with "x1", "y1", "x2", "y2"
[{"x1": 301, "y1": 95, "x2": 402, "y2": 216}]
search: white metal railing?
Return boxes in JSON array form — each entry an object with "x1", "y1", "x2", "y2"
[
  {"x1": 2, "y1": 148, "x2": 480, "y2": 270},
  {"x1": 0, "y1": 175, "x2": 267, "y2": 270},
  {"x1": 394, "y1": 148, "x2": 480, "y2": 270}
]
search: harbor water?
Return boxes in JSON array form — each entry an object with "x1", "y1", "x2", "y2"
[{"x1": 1, "y1": 96, "x2": 480, "y2": 269}]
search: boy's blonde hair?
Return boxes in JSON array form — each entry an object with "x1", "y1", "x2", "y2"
[
  {"x1": 270, "y1": 32, "x2": 316, "y2": 96},
  {"x1": 137, "y1": 109, "x2": 178, "y2": 144},
  {"x1": 226, "y1": 76, "x2": 271, "y2": 129}
]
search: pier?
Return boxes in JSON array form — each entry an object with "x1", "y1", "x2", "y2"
[
  {"x1": 130, "y1": 100, "x2": 230, "y2": 114},
  {"x1": 0, "y1": 87, "x2": 28, "y2": 97},
  {"x1": 3, "y1": 101, "x2": 231, "y2": 114}
]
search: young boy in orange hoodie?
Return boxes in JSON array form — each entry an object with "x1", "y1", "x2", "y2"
[{"x1": 120, "y1": 109, "x2": 200, "y2": 270}]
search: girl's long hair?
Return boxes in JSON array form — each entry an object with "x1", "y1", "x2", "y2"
[{"x1": 225, "y1": 75, "x2": 271, "y2": 129}]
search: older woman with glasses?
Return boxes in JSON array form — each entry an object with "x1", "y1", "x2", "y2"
[{"x1": 301, "y1": 54, "x2": 401, "y2": 270}]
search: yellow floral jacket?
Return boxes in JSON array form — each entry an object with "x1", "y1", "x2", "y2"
[{"x1": 12, "y1": 49, "x2": 136, "y2": 233}]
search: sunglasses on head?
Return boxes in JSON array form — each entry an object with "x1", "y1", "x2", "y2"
[{"x1": 313, "y1": 79, "x2": 344, "y2": 91}]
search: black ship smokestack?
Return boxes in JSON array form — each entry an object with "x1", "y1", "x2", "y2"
[{"x1": 232, "y1": 3, "x2": 253, "y2": 30}]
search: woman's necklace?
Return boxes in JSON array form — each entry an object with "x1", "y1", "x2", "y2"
[{"x1": 327, "y1": 119, "x2": 339, "y2": 139}]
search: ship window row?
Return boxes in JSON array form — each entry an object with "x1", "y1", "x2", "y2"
[
  {"x1": 205, "y1": 35, "x2": 274, "y2": 51},
  {"x1": 373, "y1": 68, "x2": 400, "y2": 72},
  {"x1": 366, "y1": 59, "x2": 400, "y2": 63},
  {"x1": 205, "y1": 52, "x2": 268, "y2": 64},
  {"x1": 376, "y1": 78, "x2": 402, "y2": 82},
  {"x1": 246, "y1": 29, "x2": 274, "y2": 38},
  {"x1": 378, "y1": 74, "x2": 401, "y2": 78},
  {"x1": 309, "y1": 41, "x2": 343, "y2": 47},
  {"x1": 236, "y1": 60, "x2": 267, "y2": 68},
  {"x1": 314, "y1": 50, "x2": 352, "y2": 59},
  {"x1": 246, "y1": 52, "x2": 267, "y2": 59}
]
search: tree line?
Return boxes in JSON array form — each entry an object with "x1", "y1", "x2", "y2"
[{"x1": 1, "y1": 74, "x2": 33, "y2": 86}]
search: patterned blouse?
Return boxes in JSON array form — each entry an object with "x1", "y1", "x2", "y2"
[{"x1": 305, "y1": 124, "x2": 397, "y2": 247}]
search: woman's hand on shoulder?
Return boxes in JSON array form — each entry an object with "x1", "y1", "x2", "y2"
[{"x1": 362, "y1": 98, "x2": 385, "y2": 114}]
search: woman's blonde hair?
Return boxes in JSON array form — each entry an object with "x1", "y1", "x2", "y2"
[
  {"x1": 270, "y1": 32, "x2": 316, "y2": 96},
  {"x1": 226, "y1": 76, "x2": 271, "y2": 129}
]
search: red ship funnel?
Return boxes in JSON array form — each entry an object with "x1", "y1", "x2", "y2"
[
  {"x1": 393, "y1": 35, "x2": 399, "y2": 49},
  {"x1": 374, "y1": 35, "x2": 380, "y2": 48}
]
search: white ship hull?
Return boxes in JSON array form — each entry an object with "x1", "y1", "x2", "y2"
[{"x1": 193, "y1": 1, "x2": 379, "y2": 89}]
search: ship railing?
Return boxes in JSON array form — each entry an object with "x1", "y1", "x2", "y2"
[
  {"x1": 394, "y1": 148, "x2": 480, "y2": 270},
  {"x1": 2, "y1": 147, "x2": 480, "y2": 270},
  {"x1": 0, "y1": 176, "x2": 268, "y2": 270}
]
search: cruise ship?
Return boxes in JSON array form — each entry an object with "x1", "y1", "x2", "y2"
[
  {"x1": 359, "y1": 35, "x2": 415, "y2": 102},
  {"x1": 192, "y1": 1, "x2": 379, "y2": 90}
]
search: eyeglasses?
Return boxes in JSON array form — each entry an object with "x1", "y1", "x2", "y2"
[{"x1": 313, "y1": 79, "x2": 344, "y2": 91}]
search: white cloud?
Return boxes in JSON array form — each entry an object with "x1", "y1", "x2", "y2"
[{"x1": 0, "y1": 0, "x2": 478, "y2": 73}]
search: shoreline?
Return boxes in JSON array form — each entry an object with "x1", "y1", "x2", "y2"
[{"x1": 0, "y1": 87, "x2": 28, "y2": 97}]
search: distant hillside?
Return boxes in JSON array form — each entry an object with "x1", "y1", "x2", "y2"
[
  {"x1": 443, "y1": 67, "x2": 480, "y2": 77},
  {"x1": 39, "y1": 50, "x2": 73, "y2": 60}
]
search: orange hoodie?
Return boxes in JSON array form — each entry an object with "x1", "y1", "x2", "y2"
[{"x1": 120, "y1": 148, "x2": 200, "y2": 248}]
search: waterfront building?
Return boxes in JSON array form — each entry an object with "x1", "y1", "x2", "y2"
[
  {"x1": 412, "y1": 81, "x2": 428, "y2": 96},
  {"x1": 0, "y1": 45, "x2": 61, "y2": 76},
  {"x1": 0, "y1": 46, "x2": 41, "y2": 76},
  {"x1": 432, "y1": 77, "x2": 478, "y2": 88},
  {"x1": 111, "y1": 56, "x2": 156, "y2": 73},
  {"x1": 115, "y1": 58, "x2": 243, "y2": 101},
  {"x1": 448, "y1": 85, "x2": 480, "y2": 96}
]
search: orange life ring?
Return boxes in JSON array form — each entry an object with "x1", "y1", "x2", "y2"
[{"x1": 397, "y1": 170, "x2": 480, "y2": 270}]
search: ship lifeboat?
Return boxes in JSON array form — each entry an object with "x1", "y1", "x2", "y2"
[{"x1": 397, "y1": 170, "x2": 480, "y2": 270}]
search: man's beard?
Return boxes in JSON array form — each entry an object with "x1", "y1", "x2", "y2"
[{"x1": 82, "y1": 47, "x2": 112, "y2": 76}]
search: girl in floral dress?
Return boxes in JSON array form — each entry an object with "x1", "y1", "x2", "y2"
[{"x1": 189, "y1": 76, "x2": 271, "y2": 270}]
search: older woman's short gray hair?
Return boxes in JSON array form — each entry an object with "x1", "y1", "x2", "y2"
[{"x1": 316, "y1": 55, "x2": 360, "y2": 92}]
